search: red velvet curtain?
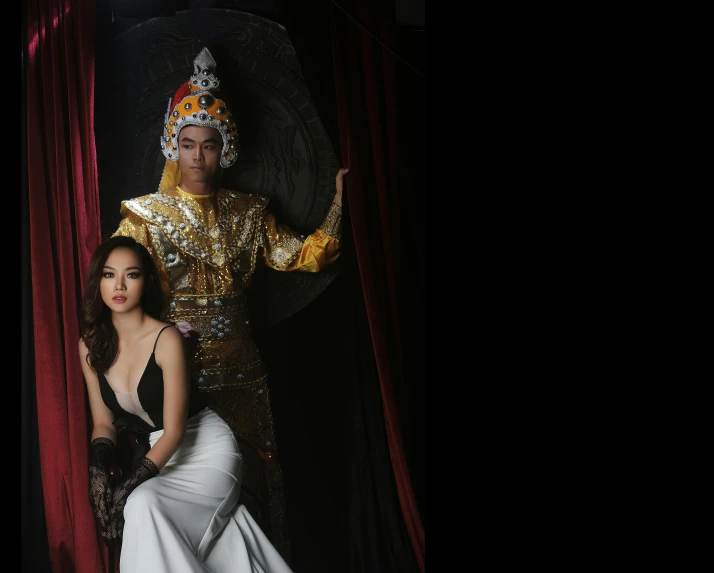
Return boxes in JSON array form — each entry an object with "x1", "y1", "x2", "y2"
[
  {"x1": 25, "y1": 0, "x2": 106, "y2": 571},
  {"x1": 329, "y1": 3, "x2": 425, "y2": 571}
]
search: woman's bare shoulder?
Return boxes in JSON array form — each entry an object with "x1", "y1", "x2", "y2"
[{"x1": 153, "y1": 321, "x2": 183, "y2": 345}]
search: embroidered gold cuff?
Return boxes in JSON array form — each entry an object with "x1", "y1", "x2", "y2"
[{"x1": 319, "y1": 202, "x2": 342, "y2": 240}]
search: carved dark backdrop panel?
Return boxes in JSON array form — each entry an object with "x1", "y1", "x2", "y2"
[{"x1": 96, "y1": 9, "x2": 341, "y2": 330}]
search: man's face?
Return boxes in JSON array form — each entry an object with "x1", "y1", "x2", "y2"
[{"x1": 177, "y1": 125, "x2": 222, "y2": 185}]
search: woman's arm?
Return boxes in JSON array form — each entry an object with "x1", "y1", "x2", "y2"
[
  {"x1": 147, "y1": 325, "x2": 190, "y2": 470},
  {"x1": 79, "y1": 338, "x2": 117, "y2": 443}
]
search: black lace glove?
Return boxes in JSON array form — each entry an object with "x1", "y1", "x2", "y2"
[
  {"x1": 88, "y1": 437, "x2": 116, "y2": 545},
  {"x1": 107, "y1": 456, "x2": 159, "y2": 544}
]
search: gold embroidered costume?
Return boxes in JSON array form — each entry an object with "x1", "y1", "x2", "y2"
[{"x1": 115, "y1": 185, "x2": 341, "y2": 392}]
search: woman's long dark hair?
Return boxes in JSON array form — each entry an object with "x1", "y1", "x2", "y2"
[{"x1": 80, "y1": 236, "x2": 165, "y2": 374}]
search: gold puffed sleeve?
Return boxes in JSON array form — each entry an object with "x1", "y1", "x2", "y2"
[
  {"x1": 260, "y1": 202, "x2": 342, "y2": 272},
  {"x1": 112, "y1": 209, "x2": 151, "y2": 248},
  {"x1": 112, "y1": 208, "x2": 172, "y2": 302}
]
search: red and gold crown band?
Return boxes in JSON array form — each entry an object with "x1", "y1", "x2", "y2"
[{"x1": 160, "y1": 48, "x2": 239, "y2": 168}]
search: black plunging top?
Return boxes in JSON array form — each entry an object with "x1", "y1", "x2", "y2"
[{"x1": 97, "y1": 324, "x2": 205, "y2": 433}]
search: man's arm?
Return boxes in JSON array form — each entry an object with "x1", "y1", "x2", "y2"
[
  {"x1": 260, "y1": 168, "x2": 347, "y2": 272},
  {"x1": 260, "y1": 204, "x2": 341, "y2": 272}
]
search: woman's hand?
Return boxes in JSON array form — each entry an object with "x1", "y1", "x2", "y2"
[
  {"x1": 107, "y1": 456, "x2": 160, "y2": 546},
  {"x1": 87, "y1": 437, "x2": 118, "y2": 546},
  {"x1": 333, "y1": 167, "x2": 349, "y2": 207}
]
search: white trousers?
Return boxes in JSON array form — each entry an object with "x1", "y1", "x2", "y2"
[{"x1": 119, "y1": 408, "x2": 293, "y2": 573}]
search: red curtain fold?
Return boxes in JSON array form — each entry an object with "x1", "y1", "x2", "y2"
[
  {"x1": 26, "y1": 0, "x2": 106, "y2": 571},
  {"x1": 329, "y1": 3, "x2": 425, "y2": 571}
]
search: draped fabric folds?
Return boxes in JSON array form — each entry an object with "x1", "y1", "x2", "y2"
[
  {"x1": 329, "y1": 2, "x2": 425, "y2": 571},
  {"x1": 25, "y1": 0, "x2": 106, "y2": 571}
]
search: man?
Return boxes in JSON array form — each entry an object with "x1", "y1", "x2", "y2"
[{"x1": 112, "y1": 47, "x2": 347, "y2": 559}]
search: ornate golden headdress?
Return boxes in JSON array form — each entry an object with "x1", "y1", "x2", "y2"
[{"x1": 160, "y1": 47, "x2": 239, "y2": 169}]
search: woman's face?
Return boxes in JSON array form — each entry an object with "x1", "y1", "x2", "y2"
[{"x1": 100, "y1": 247, "x2": 146, "y2": 313}]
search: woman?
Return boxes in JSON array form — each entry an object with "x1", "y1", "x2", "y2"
[{"x1": 79, "y1": 235, "x2": 293, "y2": 572}]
